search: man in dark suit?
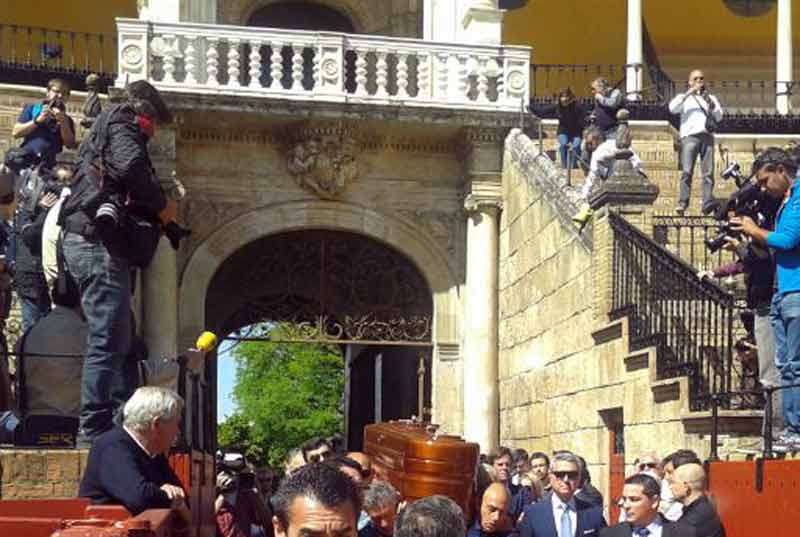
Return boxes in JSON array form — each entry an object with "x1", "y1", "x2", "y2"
[
  {"x1": 671, "y1": 464, "x2": 725, "y2": 537},
  {"x1": 601, "y1": 474, "x2": 697, "y2": 537},
  {"x1": 79, "y1": 386, "x2": 190, "y2": 521},
  {"x1": 468, "y1": 483, "x2": 514, "y2": 537},
  {"x1": 518, "y1": 451, "x2": 607, "y2": 537}
]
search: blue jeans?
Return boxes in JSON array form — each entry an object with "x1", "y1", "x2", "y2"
[
  {"x1": 770, "y1": 291, "x2": 800, "y2": 434},
  {"x1": 558, "y1": 134, "x2": 582, "y2": 169},
  {"x1": 20, "y1": 288, "x2": 51, "y2": 333},
  {"x1": 62, "y1": 232, "x2": 132, "y2": 440}
]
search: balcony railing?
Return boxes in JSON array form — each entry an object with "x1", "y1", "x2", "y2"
[
  {"x1": 0, "y1": 23, "x2": 116, "y2": 91},
  {"x1": 117, "y1": 18, "x2": 530, "y2": 112}
]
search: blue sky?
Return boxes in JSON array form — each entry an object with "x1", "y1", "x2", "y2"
[{"x1": 217, "y1": 340, "x2": 239, "y2": 423}]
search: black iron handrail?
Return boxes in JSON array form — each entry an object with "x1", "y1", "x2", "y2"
[
  {"x1": 0, "y1": 22, "x2": 116, "y2": 91},
  {"x1": 609, "y1": 212, "x2": 745, "y2": 412},
  {"x1": 653, "y1": 215, "x2": 739, "y2": 274}
]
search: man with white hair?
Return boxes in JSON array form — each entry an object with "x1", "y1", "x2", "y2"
[{"x1": 79, "y1": 387, "x2": 190, "y2": 521}]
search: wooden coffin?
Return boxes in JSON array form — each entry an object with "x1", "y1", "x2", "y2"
[{"x1": 363, "y1": 421, "x2": 479, "y2": 521}]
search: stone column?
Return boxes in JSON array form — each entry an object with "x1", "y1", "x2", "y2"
[
  {"x1": 626, "y1": 0, "x2": 643, "y2": 101},
  {"x1": 589, "y1": 112, "x2": 659, "y2": 321},
  {"x1": 138, "y1": 0, "x2": 217, "y2": 23},
  {"x1": 461, "y1": 127, "x2": 503, "y2": 452},
  {"x1": 423, "y1": 0, "x2": 459, "y2": 41},
  {"x1": 142, "y1": 127, "x2": 180, "y2": 387},
  {"x1": 777, "y1": 0, "x2": 793, "y2": 115},
  {"x1": 461, "y1": 0, "x2": 504, "y2": 45}
]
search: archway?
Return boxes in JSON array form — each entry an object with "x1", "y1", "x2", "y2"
[
  {"x1": 247, "y1": 1, "x2": 356, "y2": 32},
  {"x1": 179, "y1": 200, "x2": 461, "y2": 449}
]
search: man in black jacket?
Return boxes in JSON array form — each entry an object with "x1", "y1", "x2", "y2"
[
  {"x1": 671, "y1": 464, "x2": 725, "y2": 537},
  {"x1": 61, "y1": 80, "x2": 170, "y2": 447},
  {"x1": 79, "y1": 386, "x2": 189, "y2": 520},
  {"x1": 601, "y1": 474, "x2": 696, "y2": 537}
]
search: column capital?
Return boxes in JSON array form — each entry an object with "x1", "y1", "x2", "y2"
[
  {"x1": 460, "y1": 126, "x2": 505, "y2": 178},
  {"x1": 464, "y1": 182, "x2": 503, "y2": 214}
]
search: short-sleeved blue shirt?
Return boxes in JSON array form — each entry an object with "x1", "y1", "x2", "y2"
[{"x1": 17, "y1": 102, "x2": 74, "y2": 168}]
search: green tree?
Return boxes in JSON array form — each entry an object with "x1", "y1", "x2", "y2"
[{"x1": 218, "y1": 324, "x2": 344, "y2": 469}]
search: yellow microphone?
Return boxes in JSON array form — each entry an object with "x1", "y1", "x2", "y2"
[{"x1": 196, "y1": 331, "x2": 218, "y2": 352}]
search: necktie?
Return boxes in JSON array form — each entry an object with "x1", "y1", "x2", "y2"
[
  {"x1": 559, "y1": 504, "x2": 573, "y2": 537},
  {"x1": 635, "y1": 528, "x2": 650, "y2": 537}
]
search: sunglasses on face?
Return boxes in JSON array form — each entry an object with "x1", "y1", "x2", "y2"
[
  {"x1": 638, "y1": 462, "x2": 658, "y2": 470},
  {"x1": 552, "y1": 471, "x2": 580, "y2": 481}
]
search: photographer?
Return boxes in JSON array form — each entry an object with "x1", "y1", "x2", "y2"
[
  {"x1": 668, "y1": 70, "x2": 723, "y2": 215},
  {"x1": 59, "y1": 80, "x2": 170, "y2": 447},
  {"x1": 11, "y1": 78, "x2": 76, "y2": 171},
  {"x1": 730, "y1": 147, "x2": 800, "y2": 452}
]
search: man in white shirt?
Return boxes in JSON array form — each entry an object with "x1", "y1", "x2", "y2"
[
  {"x1": 572, "y1": 127, "x2": 646, "y2": 226},
  {"x1": 668, "y1": 70, "x2": 724, "y2": 215}
]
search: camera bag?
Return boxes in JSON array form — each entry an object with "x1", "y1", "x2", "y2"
[{"x1": 692, "y1": 94, "x2": 718, "y2": 134}]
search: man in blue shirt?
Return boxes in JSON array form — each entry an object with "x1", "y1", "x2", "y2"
[
  {"x1": 11, "y1": 78, "x2": 76, "y2": 170},
  {"x1": 731, "y1": 147, "x2": 800, "y2": 451}
]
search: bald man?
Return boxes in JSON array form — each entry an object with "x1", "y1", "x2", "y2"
[
  {"x1": 670, "y1": 464, "x2": 725, "y2": 537},
  {"x1": 468, "y1": 483, "x2": 513, "y2": 537}
]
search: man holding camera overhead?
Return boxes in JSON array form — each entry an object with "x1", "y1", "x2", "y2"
[
  {"x1": 669, "y1": 70, "x2": 723, "y2": 215},
  {"x1": 731, "y1": 147, "x2": 800, "y2": 452},
  {"x1": 12, "y1": 78, "x2": 76, "y2": 170},
  {"x1": 11, "y1": 79, "x2": 76, "y2": 330}
]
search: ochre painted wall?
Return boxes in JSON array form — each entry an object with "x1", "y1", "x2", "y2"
[
  {"x1": 1, "y1": 0, "x2": 138, "y2": 35},
  {"x1": 503, "y1": 0, "x2": 627, "y2": 65}
]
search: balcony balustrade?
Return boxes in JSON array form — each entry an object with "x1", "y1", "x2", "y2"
[{"x1": 117, "y1": 18, "x2": 530, "y2": 113}]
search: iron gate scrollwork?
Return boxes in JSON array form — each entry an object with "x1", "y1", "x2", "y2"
[{"x1": 216, "y1": 231, "x2": 433, "y2": 344}]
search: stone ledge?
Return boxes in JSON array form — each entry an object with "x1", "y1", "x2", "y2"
[
  {"x1": 651, "y1": 377, "x2": 682, "y2": 403},
  {"x1": 681, "y1": 410, "x2": 764, "y2": 435},
  {"x1": 623, "y1": 350, "x2": 650, "y2": 372},
  {"x1": 591, "y1": 319, "x2": 624, "y2": 345}
]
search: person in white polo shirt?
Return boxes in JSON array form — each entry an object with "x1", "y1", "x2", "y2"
[{"x1": 669, "y1": 70, "x2": 724, "y2": 215}]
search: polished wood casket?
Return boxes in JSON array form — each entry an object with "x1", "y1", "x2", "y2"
[{"x1": 363, "y1": 420, "x2": 479, "y2": 521}]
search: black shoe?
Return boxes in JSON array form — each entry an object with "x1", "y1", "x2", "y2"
[{"x1": 702, "y1": 200, "x2": 720, "y2": 216}]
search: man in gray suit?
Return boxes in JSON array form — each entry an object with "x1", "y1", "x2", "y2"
[{"x1": 601, "y1": 474, "x2": 697, "y2": 537}]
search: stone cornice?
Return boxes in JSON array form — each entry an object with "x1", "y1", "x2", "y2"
[{"x1": 464, "y1": 181, "x2": 503, "y2": 214}]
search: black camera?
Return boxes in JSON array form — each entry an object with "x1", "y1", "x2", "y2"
[
  {"x1": 705, "y1": 182, "x2": 770, "y2": 253},
  {"x1": 720, "y1": 161, "x2": 746, "y2": 187}
]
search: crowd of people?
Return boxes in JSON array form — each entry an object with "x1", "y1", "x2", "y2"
[
  {"x1": 0, "y1": 76, "x2": 191, "y2": 447},
  {"x1": 552, "y1": 68, "x2": 800, "y2": 452},
  {"x1": 75, "y1": 384, "x2": 726, "y2": 537}
]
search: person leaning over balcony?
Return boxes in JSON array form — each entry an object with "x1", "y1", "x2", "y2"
[
  {"x1": 730, "y1": 147, "x2": 800, "y2": 452},
  {"x1": 668, "y1": 70, "x2": 723, "y2": 215},
  {"x1": 589, "y1": 77, "x2": 623, "y2": 138},
  {"x1": 79, "y1": 386, "x2": 191, "y2": 522},
  {"x1": 572, "y1": 127, "x2": 646, "y2": 226}
]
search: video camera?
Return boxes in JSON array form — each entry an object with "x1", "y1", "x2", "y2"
[
  {"x1": 216, "y1": 451, "x2": 256, "y2": 491},
  {"x1": 705, "y1": 180, "x2": 772, "y2": 253}
]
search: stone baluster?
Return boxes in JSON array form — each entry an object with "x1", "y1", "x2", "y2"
[
  {"x1": 184, "y1": 36, "x2": 197, "y2": 84},
  {"x1": 249, "y1": 39, "x2": 262, "y2": 89},
  {"x1": 354, "y1": 48, "x2": 368, "y2": 96},
  {"x1": 375, "y1": 49, "x2": 389, "y2": 97},
  {"x1": 457, "y1": 54, "x2": 470, "y2": 101},
  {"x1": 291, "y1": 45, "x2": 304, "y2": 91},
  {"x1": 162, "y1": 34, "x2": 176, "y2": 83},
  {"x1": 269, "y1": 41, "x2": 283, "y2": 90},
  {"x1": 416, "y1": 52, "x2": 431, "y2": 100},
  {"x1": 227, "y1": 38, "x2": 241, "y2": 88},
  {"x1": 476, "y1": 55, "x2": 489, "y2": 102},
  {"x1": 396, "y1": 52, "x2": 409, "y2": 99},
  {"x1": 437, "y1": 52, "x2": 449, "y2": 101},
  {"x1": 205, "y1": 37, "x2": 219, "y2": 86}
]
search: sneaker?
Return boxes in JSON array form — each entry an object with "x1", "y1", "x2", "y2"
[
  {"x1": 572, "y1": 204, "x2": 593, "y2": 227},
  {"x1": 773, "y1": 432, "x2": 800, "y2": 453}
]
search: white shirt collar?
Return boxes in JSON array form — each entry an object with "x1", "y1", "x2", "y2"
[
  {"x1": 551, "y1": 493, "x2": 577, "y2": 511},
  {"x1": 123, "y1": 425, "x2": 157, "y2": 458}
]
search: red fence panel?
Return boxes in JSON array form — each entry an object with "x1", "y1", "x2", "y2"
[{"x1": 708, "y1": 460, "x2": 800, "y2": 537}]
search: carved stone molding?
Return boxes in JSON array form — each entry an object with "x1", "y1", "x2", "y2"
[
  {"x1": 464, "y1": 181, "x2": 503, "y2": 214},
  {"x1": 284, "y1": 121, "x2": 361, "y2": 200},
  {"x1": 460, "y1": 126, "x2": 506, "y2": 176},
  {"x1": 397, "y1": 208, "x2": 463, "y2": 257}
]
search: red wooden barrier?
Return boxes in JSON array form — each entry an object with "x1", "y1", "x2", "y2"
[{"x1": 708, "y1": 459, "x2": 800, "y2": 537}]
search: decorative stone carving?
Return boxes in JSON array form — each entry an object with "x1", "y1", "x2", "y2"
[
  {"x1": 285, "y1": 123, "x2": 360, "y2": 200},
  {"x1": 398, "y1": 208, "x2": 462, "y2": 256}
]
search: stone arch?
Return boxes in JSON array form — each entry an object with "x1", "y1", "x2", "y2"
[
  {"x1": 221, "y1": 0, "x2": 371, "y2": 33},
  {"x1": 178, "y1": 199, "x2": 460, "y2": 350}
]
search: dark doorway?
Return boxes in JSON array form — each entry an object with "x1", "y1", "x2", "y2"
[{"x1": 247, "y1": 2, "x2": 356, "y2": 32}]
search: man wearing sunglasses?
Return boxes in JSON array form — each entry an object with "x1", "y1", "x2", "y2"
[
  {"x1": 668, "y1": 69, "x2": 724, "y2": 215},
  {"x1": 518, "y1": 451, "x2": 606, "y2": 537}
]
